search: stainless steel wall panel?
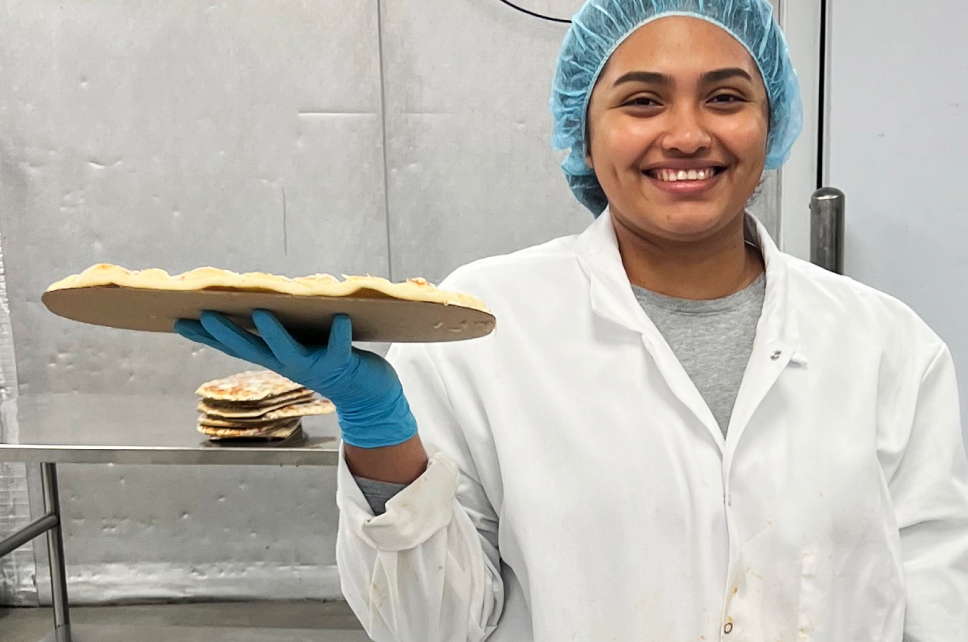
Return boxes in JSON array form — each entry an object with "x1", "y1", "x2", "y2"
[
  {"x1": 0, "y1": 0, "x2": 388, "y2": 397},
  {"x1": 0, "y1": 226, "x2": 38, "y2": 604},
  {"x1": 1, "y1": 0, "x2": 383, "y2": 604},
  {"x1": 381, "y1": 0, "x2": 590, "y2": 284},
  {"x1": 38, "y1": 463, "x2": 343, "y2": 603}
]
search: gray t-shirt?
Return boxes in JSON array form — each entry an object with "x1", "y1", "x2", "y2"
[
  {"x1": 632, "y1": 271, "x2": 766, "y2": 437},
  {"x1": 354, "y1": 270, "x2": 767, "y2": 515}
]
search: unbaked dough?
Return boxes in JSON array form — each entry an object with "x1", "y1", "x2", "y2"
[{"x1": 47, "y1": 264, "x2": 491, "y2": 314}]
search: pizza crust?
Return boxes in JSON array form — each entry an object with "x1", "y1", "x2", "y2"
[
  {"x1": 199, "y1": 389, "x2": 314, "y2": 412},
  {"x1": 198, "y1": 398, "x2": 334, "y2": 424},
  {"x1": 47, "y1": 264, "x2": 491, "y2": 314},
  {"x1": 198, "y1": 392, "x2": 313, "y2": 417},
  {"x1": 257, "y1": 398, "x2": 335, "y2": 419},
  {"x1": 194, "y1": 370, "x2": 334, "y2": 442},
  {"x1": 198, "y1": 418, "x2": 302, "y2": 439},
  {"x1": 195, "y1": 370, "x2": 304, "y2": 402},
  {"x1": 199, "y1": 415, "x2": 291, "y2": 428}
]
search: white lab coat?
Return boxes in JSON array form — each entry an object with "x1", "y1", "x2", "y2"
[{"x1": 335, "y1": 210, "x2": 968, "y2": 642}]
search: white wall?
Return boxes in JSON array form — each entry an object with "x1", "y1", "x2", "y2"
[
  {"x1": 826, "y1": 0, "x2": 968, "y2": 441},
  {"x1": 777, "y1": 0, "x2": 822, "y2": 258}
]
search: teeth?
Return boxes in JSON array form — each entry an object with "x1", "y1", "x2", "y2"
[{"x1": 650, "y1": 168, "x2": 718, "y2": 182}]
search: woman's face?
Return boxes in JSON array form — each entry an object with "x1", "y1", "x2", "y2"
[{"x1": 585, "y1": 17, "x2": 770, "y2": 243}]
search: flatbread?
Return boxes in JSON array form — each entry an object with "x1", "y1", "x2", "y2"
[
  {"x1": 198, "y1": 415, "x2": 291, "y2": 429},
  {"x1": 195, "y1": 370, "x2": 304, "y2": 402},
  {"x1": 198, "y1": 391, "x2": 315, "y2": 417},
  {"x1": 46, "y1": 264, "x2": 491, "y2": 314},
  {"x1": 200, "y1": 388, "x2": 313, "y2": 409},
  {"x1": 204, "y1": 425, "x2": 304, "y2": 442},
  {"x1": 259, "y1": 398, "x2": 334, "y2": 419},
  {"x1": 198, "y1": 418, "x2": 302, "y2": 440},
  {"x1": 199, "y1": 397, "x2": 335, "y2": 421},
  {"x1": 197, "y1": 411, "x2": 302, "y2": 429}
]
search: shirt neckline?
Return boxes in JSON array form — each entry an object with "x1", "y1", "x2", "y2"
[{"x1": 631, "y1": 270, "x2": 767, "y2": 315}]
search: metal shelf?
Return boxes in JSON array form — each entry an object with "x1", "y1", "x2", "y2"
[{"x1": 0, "y1": 394, "x2": 341, "y2": 466}]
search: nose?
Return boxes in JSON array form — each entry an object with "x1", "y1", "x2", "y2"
[{"x1": 660, "y1": 103, "x2": 712, "y2": 156}]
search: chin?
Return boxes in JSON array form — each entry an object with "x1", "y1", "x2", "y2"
[{"x1": 624, "y1": 202, "x2": 736, "y2": 241}]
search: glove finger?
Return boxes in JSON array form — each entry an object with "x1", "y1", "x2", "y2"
[
  {"x1": 327, "y1": 314, "x2": 353, "y2": 364},
  {"x1": 199, "y1": 311, "x2": 281, "y2": 370},
  {"x1": 174, "y1": 319, "x2": 215, "y2": 344},
  {"x1": 173, "y1": 319, "x2": 244, "y2": 361},
  {"x1": 251, "y1": 309, "x2": 310, "y2": 364}
]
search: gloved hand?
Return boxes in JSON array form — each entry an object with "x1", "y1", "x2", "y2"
[{"x1": 174, "y1": 310, "x2": 417, "y2": 449}]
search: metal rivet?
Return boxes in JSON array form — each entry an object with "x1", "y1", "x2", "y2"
[
  {"x1": 770, "y1": 350, "x2": 782, "y2": 361},
  {"x1": 724, "y1": 622, "x2": 733, "y2": 634}
]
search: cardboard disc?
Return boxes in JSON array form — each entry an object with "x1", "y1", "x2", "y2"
[{"x1": 42, "y1": 286, "x2": 496, "y2": 344}]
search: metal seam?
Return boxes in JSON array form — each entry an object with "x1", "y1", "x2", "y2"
[
  {"x1": 376, "y1": 0, "x2": 394, "y2": 280},
  {"x1": 0, "y1": 229, "x2": 37, "y2": 605}
]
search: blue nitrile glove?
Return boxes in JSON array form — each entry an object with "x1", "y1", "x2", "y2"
[{"x1": 174, "y1": 311, "x2": 418, "y2": 449}]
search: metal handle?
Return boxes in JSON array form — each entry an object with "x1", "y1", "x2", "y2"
[
  {"x1": 0, "y1": 513, "x2": 58, "y2": 558},
  {"x1": 810, "y1": 187, "x2": 846, "y2": 275}
]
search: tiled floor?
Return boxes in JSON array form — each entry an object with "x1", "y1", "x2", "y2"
[{"x1": 0, "y1": 600, "x2": 372, "y2": 642}]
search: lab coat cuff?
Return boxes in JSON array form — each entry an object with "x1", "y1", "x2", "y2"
[{"x1": 336, "y1": 440, "x2": 460, "y2": 552}]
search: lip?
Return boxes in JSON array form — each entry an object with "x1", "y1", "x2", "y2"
[
  {"x1": 643, "y1": 167, "x2": 726, "y2": 196},
  {"x1": 641, "y1": 160, "x2": 727, "y2": 172}
]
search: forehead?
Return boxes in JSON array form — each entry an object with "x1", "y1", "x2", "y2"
[{"x1": 603, "y1": 16, "x2": 759, "y2": 79}]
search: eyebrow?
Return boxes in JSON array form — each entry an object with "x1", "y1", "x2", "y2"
[
  {"x1": 612, "y1": 67, "x2": 754, "y2": 88},
  {"x1": 613, "y1": 71, "x2": 670, "y2": 87},
  {"x1": 701, "y1": 68, "x2": 753, "y2": 84}
]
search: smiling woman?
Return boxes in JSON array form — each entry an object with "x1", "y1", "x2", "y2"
[
  {"x1": 550, "y1": 1, "x2": 802, "y2": 300},
  {"x1": 585, "y1": 17, "x2": 772, "y2": 297},
  {"x1": 552, "y1": 1, "x2": 802, "y2": 217}
]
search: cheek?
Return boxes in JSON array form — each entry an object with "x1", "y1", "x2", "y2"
[
  {"x1": 595, "y1": 115, "x2": 658, "y2": 169},
  {"x1": 714, "y1": 115, "x2": 769, "y2": 163}
]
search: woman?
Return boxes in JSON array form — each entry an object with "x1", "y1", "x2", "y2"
[{"x1": 176, "y1": 1, "x2": 968, "y2": 640}]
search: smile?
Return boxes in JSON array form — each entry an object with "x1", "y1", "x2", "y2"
[
  {"x1": 642, "y1": 166, "x2": 726, "y2": 195},
  {"x1": 645, "y1": 167, "x2": 723, "y2": 182}
]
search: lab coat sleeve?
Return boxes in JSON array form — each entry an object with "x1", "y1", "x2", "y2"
[
  {"x1": 334, "y1": 344, "x2": 505, "y2": 642},
  {"x1": 890, "y1": 345, "x2": 968, "y2": 640}
]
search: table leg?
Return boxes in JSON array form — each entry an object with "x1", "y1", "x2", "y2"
[{"x1": 40, "y1": 462, "x2": 71, "y2": 639}]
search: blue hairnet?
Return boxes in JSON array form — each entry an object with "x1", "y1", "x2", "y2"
[{"x1": 550, "y1": 0, "x2": 804, "y2": 215}]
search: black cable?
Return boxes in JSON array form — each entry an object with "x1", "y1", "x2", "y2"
[
  {"x1": 817, "y1": 0, "x2": 828, "y2": 189},
  {"x1": 496, "y1": 0, "x2": 572, "y2": 24}
]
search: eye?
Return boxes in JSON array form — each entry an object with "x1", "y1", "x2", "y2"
[
  {"x1": 709, "y1": 93, "x2": 744, "y2": 105},
  {"x1": 624, "y1": 96, "x2": 660, "y2": 108}
]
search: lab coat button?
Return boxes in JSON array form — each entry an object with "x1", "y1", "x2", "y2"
[
  {"x1": 724, "y1": 622, "x2": 733, "y2": 634},
  {"x1": 726, "y1": 495, "x2": 732, "y2": 506},
  {"x1": 770, "y1": 350, "x2": 782, "y2": 360}
]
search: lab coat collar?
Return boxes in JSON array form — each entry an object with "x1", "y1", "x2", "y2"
[{"x1": 575, "y1": 208, "x2": 807, "y2": 366}]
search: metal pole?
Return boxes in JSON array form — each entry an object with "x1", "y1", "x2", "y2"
[
  {"x1": 41, "y1": 462, "x2": 71, "y2": 635},
  {"x1": 810, "y1": 187, "x2": 846, "y2": 274},
  {"x1": 0, "y1": 513, "x2": 58, "y2": 557}
]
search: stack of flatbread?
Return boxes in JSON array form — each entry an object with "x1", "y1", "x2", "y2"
[{"x1": 196, "y1": 371, "x2": 335, "y2": 441}]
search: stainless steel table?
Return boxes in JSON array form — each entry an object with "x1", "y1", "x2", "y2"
[{"x1": 0, "y1": 394, "x2": 341, "y2": 642}]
